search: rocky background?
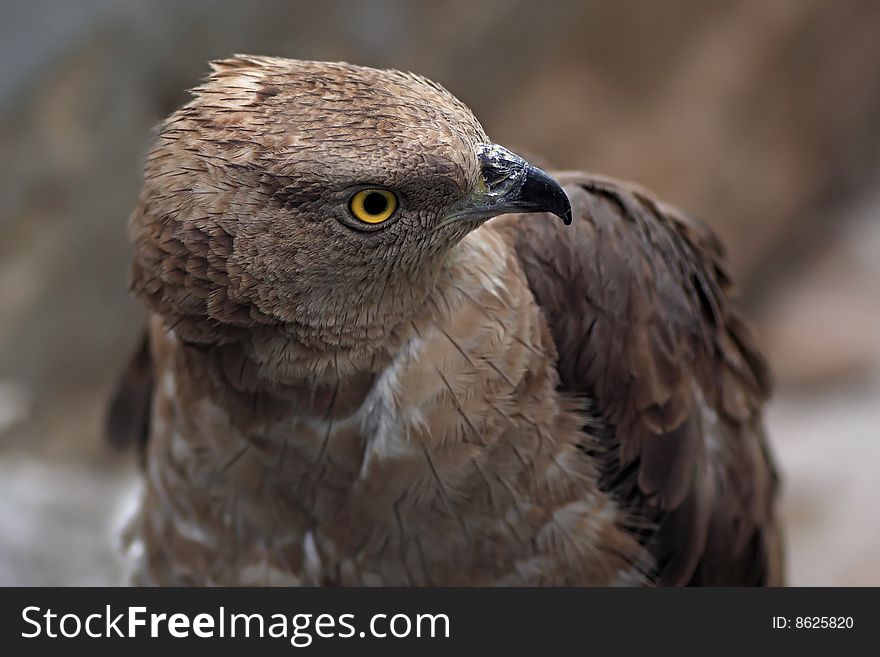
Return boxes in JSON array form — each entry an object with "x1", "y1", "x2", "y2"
[{"x1": 1, "y1": 0, "x2": 879, "y2": 585}]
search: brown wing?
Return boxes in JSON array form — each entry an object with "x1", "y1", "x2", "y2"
[
  {"x1": 105, "y1": 329, "x2": 153, "y2": 461},
  {"x1": 506, "y1": 172, "x2": 783, "y2": 585}
]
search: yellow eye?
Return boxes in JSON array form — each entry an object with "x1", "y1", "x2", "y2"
[{"x1": 349, "y1": 189, "x2": 398, "y2": 224}]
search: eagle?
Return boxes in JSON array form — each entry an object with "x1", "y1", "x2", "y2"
[{"x1": 108, "y1": 56, "x2": 783, "y2": 586}]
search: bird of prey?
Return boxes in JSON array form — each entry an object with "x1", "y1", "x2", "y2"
[{"x1": 108, "y1": 56, "x2": 783, "y2": 586}]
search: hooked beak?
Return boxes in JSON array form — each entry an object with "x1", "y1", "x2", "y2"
[{"x1": 446, "y1": 144, "x2": 572, "y2": 225}]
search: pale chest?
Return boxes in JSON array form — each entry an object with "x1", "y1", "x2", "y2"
[{"x1": 128, "y1": 230, "x2": 641, "y2": 585}]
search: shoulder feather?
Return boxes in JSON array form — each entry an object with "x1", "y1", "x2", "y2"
[{"x1": 504, "y1": 171, "x2": 782, "y2": 585}]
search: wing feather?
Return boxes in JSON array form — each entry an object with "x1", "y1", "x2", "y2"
[
  {"x1": 506, "y1": 172, "x2": 782, "y2": 585},
  {"x1": 105, "y1": 330, "x2": 153, "y2": 461}
]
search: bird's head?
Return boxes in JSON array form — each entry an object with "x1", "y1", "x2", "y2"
[{"x1": 131, "y1": 56, "x2": 570, "y2": 348}]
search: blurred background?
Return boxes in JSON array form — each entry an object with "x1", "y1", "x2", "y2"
[{"x1": 1, "y1": 0, "x2": 879, "y2": 585}]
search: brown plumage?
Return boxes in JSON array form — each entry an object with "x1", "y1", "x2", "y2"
[{"x1": 109, "y1": 56, "x2": 783, "y2": 585}]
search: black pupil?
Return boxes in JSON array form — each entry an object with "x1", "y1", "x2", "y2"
[{"x1": 363, "y1": 192, "x2": 388, "y2": 215}]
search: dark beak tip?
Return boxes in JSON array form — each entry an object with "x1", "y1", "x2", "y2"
[
  {"x1": 556, "y1": 189, "x2": 573, "y2": 225},
  {"x1": 545, "y1": 184, "x2": 573, "y2": 226},
  {"x1": 520, "y1": 164, "x2": 574, "y2": 227}
]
